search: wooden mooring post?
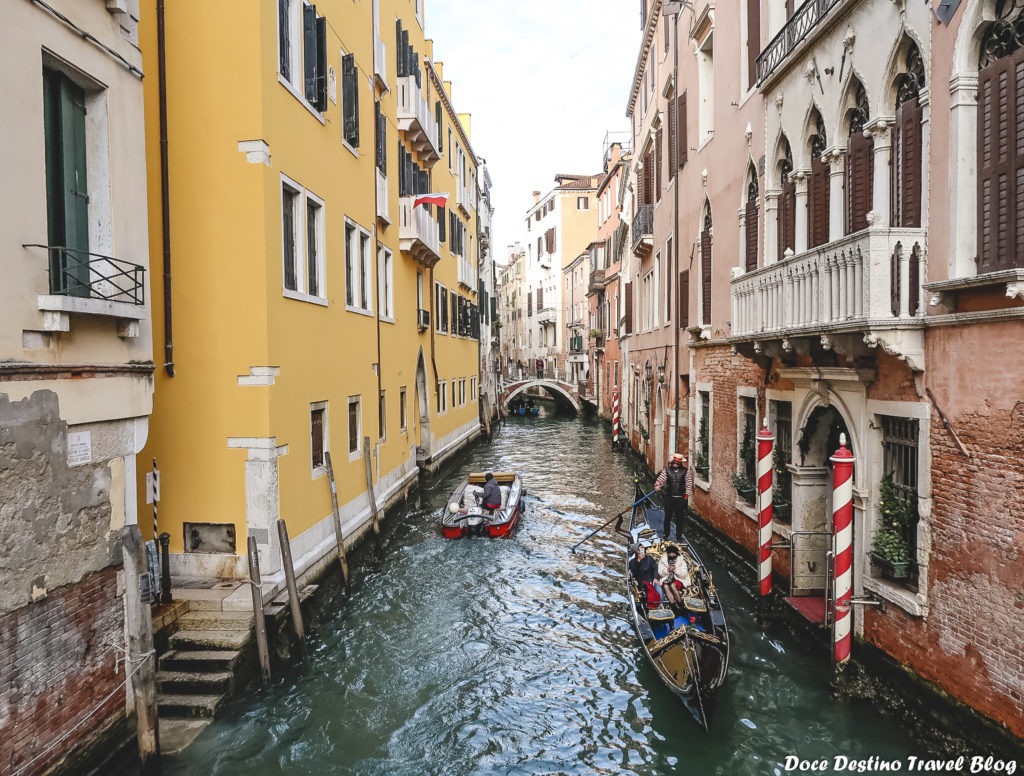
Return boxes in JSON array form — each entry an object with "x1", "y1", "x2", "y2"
[
  {"x1": 363, "y1": 437, "x2": 383, "y2": 554},
  {"x1": 276, "y1": 519, "x2": 305, "y2": 642},
  {"x1": 122, "y1": 524, "x2": 161, "y2": 774},
  {"x1": 324, "y1": 452, "x2": 350, "y2": 587},
  {"x1": 246, "y1": 535, "x2": 271, "y2": 686}
]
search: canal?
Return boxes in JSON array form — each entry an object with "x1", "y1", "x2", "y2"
[{"x1": 157, "y1": 412, "x2": 921, "y2": 775}]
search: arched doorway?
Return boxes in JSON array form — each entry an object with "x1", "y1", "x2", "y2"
[{"x1": 414, "y1": 349, "x2": 431, "y2": 462}]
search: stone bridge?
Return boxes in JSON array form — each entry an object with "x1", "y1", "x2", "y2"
[{"x1": 499, "y1": 378, "x2": 582, "y2": 413}]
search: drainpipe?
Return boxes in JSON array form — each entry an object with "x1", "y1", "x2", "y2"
[
  {"x1": 157, "y1": 0, "x2": 174, "y2": 377},
  {"x1": 372, "y1": 97, "x2": 382, "y2": 465},
  {"x1": 670, "y1": 2, "x2": 682, "y2": 454}
]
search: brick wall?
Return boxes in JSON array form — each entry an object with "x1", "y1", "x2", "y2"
[{"x1": 0, "y1": 566, "x2": 126, "y2": 776}]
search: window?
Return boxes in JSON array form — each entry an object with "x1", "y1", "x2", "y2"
[
  {"x1": 701, "y1": 205, "x2": 712, "y2": 326},
  {"x1": 772, "y1": 400, "x2": 793, "y2": 523},
  {"x1": 378, "y1": 246, "x2": 394, "y2": 320},
  {"x1": 448, "y1": 128, "x2": 453, "y2": 171},
  {"x1": 436, "y1": 282, "x2": 448, "y2": 332},
  {"x1": 400, "y1": 387, "x2": 408, "y2": 431},
  {"x1": 450, "y1": 380, "x2": 456, "y2": 409},
  {"x1": 879, "y1": 415, "x2": 920, "y2": 585},
  {"x1": 278, "y1": 0, "x2": 327, "y2": 111},
  {"x1": 282, "y1": 184, "x2": 299, "y2": 292},
  {"x1": 697, "y1": 36, "x2": 714, "y2": 144},
  {"x1": 738, "y1": 396, "x2": 757, "y2": 503},
  {"x1": 665, "y1": 236, "x2": 672, "y2": 322},
  {"x1": 656, "y1": 126, "x2": 663, "y2": 198},
  {"x1": 891, "y1": 42, "x2": 924, "y2": 229},
  {"x1": 577, "y1": 196, "x2": 589, "y2": 210},
  {"x1": 345, "y1": 220, "x2": 356, "y2": 306},
  {"x1": 778, "y1": 137, "x2": 796, "y2": 258},
  {"x1": 378, "y1": 390, "x2": 386, "y2": 441},
  {"x1": 359, "y1": 230, "x2": 372, "y2": 311},
  {"x1": 310, "y1": 402, "x2": 327, "y2": 473},
  {"x1": 808, "y1": 112, "x2": 830, "y2": 248},
  {"x1": 374, "y1": 102, "x2": 386, "y2": 172},
  {"x1": 746, "y1": 0, "x2": 761, "y2": 90},
  {"x1": 348, "y1": 396, "x2": 361, "y2": 456},
  {"x1": 745, "y1": 168, "x2": 758, "y2": 272},
  {"x1": 305, "y1": 193, "x2": 324, "y2": 297},
  {"x1": 459, "y1": 378, "x2": 466, "y2": 405},
  {"x1": 341, "y1": 51, "x2": 359, "y2": 146},
  {"x1": 470, "y1": 377, "x2": 477, "y2": 401},
  {"x1": 845, "y1": 81, "x2": 873, "y2": 235},
  {"x1": 696, "y1": 391, "x2": 711, "y2": 475}
]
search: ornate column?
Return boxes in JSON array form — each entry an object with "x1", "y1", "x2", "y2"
[
  {"x1": 865, "y1": 118, "x2": 894, "y2": 228},
  {"x1": 825, "y1": 148, "x2": 846, "y2": 243},
  {"x1": 949, "y1": 76, "x2": 978, "y2": 278},
  {"x1": 765, "y1": 190, "x2": 781, "y2": 264},
  {"x1": 793, "y1": 171, "x2": 809, "y2": 254}
]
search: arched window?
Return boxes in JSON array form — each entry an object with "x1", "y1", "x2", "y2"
[
  {"x1": 778, "y1": 137, "x2": 796, "y2": 258},
  {"x1": 977, "y1": 0, "x2": 1024, "y2": 271},
  {"x1": 701, "y1": 204, "x2": 713, "y2": 326},
  {"x1": 808, "y1": 112, "x2": 829, "y2": 248},
  {"x1": 846, "y1": 81, "x2": 873, "y2": 234},
  {"x1": 745, "y1": 165, "x2": 759, "y2": 271},
  {"x1": 891, "y1": 41, "x2": 925, "y2": 228}
]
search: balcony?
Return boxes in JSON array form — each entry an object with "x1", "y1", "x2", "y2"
[
  {"x1": 396, "y1": 75, "x2": 440, "y2": 166},
  {"x1": 399, "y1": 197, "x2": 441, "y2": 268},
  {"x1": 456, "y1": 181, "x2": 473, "y2": 217},
  {"x1": 376, "y1": 168, "x2": 390, "y2": 224},
  {"x1": 535, "y1": 306, "x2": 556, "y2": 325},
  {"x1": 373, "y1": 34, "x2": 388, "y2": 90},
  {"x1": 25, "y1": 244, "x2": 146, "y2": 337},
  {"x1": 588, "y1": 268, "x2": 606, "y2": 293},
  {"x1": 631, "y1": 204, "x2": 653, "y2": 257},
  {"x1": 756, "y1": 0, "x2": 843, "y2": 86},
  {"x1": 729, "y1": 227, "x2": 926, "y2": 370}
]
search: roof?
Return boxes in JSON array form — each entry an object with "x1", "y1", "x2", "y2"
[
  {"x1": 554, "y1": 173, "x2": 602, "y2": 190},
  {"x1": 627, "y1": 0, "x2": 662, "y2": 118}
]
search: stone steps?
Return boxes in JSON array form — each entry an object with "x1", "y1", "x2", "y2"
[
  {"x1": 176, "y1": 610, "x2": 254, "y2": 631},
  {"x1": 157, "y1": 692, "x2": 225, "y2": 719},
  {"x1": 156, "y1": 669, "x2": 234, "y2": 696},
  {"x1": 169, "y1": 628, "x2": 250, "y2": 651},
  {"x1": 159, "y1": 648, "x2": 242, "y2": 673}
]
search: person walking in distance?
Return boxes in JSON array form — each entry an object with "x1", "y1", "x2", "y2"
[{"x1": 654, "y1": 453, "x2": 692, "y2": 540}]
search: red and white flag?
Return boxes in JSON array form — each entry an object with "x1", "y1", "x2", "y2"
[{"x1": 413, "y1": 192, "x2": 449, "y2": 208}]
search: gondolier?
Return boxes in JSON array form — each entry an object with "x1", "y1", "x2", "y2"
[{"x1": 654, "y1": 453, "x2": 693, "y2": 541}]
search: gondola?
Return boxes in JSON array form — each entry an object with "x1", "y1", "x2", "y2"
[
  {"x1": 441, "y1": 472, "x2": 524, "y2": 539},
  {"x1": 619, "y1": 482, "x2": 729, "y2": 732}
]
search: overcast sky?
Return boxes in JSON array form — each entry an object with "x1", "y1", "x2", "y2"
[{"x1": 424, "y1": 1, "x2": 640, "y2": 261}]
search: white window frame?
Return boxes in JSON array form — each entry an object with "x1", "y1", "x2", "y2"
[
  {"x1": 277, "y1": 0, "x2": 326, "y2": 123},
  {"x1": 378, "y1": 389, "x2": 387, "y2": 442},
  {"x1": 577, "y1": 196, "x2": 589, "y2": 210},
  {"x1": 399, "y1": 386, "x2": 408, "y2": 432},
  {"x1": 281, "y1": 175, "x2": 328, "y2": 306},
  {"x1": 347, "y1": 395, "x2": 362, "y2": 461},
  {"x1": 378, "y1": 244, "x2": 394, "y2": 322},
  {"x1": 347, "y1": 226, "x2": 373, "y2": 315},
  {"x1": 282, "y1": 176, "x2": 301, "y2": 295},
  {"x1": 310, "y1": 400, "x2": 328, "y2": 477}
]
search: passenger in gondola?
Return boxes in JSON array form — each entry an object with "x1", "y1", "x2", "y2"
[
  {"x1": 657, "y1": 545, "x2": 692, "y2": 606},
  {"x1": 480, "y1": 472, "x2": 502, "y2": 513},
  {"x1": 629, "y1": 544, "x2": 664, "y2": 604}
]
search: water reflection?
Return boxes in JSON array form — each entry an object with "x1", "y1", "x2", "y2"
[{"x1": 158, "y1": 413, "x2": 918, "y2": 775}]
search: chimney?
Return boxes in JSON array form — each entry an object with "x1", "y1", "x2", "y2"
[{"x1": 533, "y1": 190, "x2": 541, "y2": 204}]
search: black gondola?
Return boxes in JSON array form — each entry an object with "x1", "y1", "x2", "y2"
[{"x1": 619, "y1": 482, "x2": 730, "y2": 731}]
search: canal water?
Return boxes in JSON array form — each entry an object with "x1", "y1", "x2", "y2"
[{"x1": 160, "y1": 411, "x2": 921, "y2": 776}]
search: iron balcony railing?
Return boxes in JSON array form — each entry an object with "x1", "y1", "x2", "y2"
[
  {"x1": 630, "y1": 204, "x2": 653, "y2": 252},
  {"x1": 588, "y1": 267, "x2": 606, "y2": 293},
  {"x1": 24, "y1": 244, "x2": 145, "y2": 304},
  {"x1": 756, "y1": 0, "x2": 843, "y2": 84}
]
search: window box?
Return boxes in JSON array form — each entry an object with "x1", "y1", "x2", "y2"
[{"x1": 869, "y1": 552, "x2": 912, "y2": 582}]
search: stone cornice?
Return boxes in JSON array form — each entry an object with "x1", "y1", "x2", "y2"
[{"x1": 627, "y1": 0, "x2": 662, "y2": 118}]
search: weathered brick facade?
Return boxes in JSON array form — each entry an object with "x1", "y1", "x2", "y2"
[{"x1": 0, "y1": 566, "x2": 126, "y2": 776}]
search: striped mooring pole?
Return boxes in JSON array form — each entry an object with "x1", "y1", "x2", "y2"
[
  {"x1": 756, "y1": 418, "x2": 775, "y2": 596},
  {"x1": 831, "y1": 433, "x2": 856, "y2": 666},
  {"x1": 612, "y1": 389, "x2": 620, "y2": 445}
]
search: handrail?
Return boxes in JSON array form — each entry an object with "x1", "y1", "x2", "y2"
[
  {"x1": 755, "y1": 0, "x2": 843, "y2": 85},
  {"x1": 23, "y1": 243, "x2": 146, "y2": 305},
  {"x1": 631, "y1": 204, "x2": 654, "y2": 251}
]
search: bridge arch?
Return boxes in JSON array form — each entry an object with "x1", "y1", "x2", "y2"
[{"x1": 502, "y1": 379, "x2": 582, "y2": 413}]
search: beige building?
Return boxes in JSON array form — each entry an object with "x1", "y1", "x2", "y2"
[{"x1": 0, "y1": 0, "x2": 153, "y2": 772}]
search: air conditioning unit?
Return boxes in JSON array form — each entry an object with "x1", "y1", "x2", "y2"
[{"x1": 417, "y1": 308, "x2": 430, "y2": 331}]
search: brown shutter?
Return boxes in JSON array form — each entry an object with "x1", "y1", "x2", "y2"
[
  {"x1": 747, "y1": 0, "x2": 761, "y2": 88},
  {"x1": 655, "y1": 126, "x2": 663, "y2": 197},
  {"x1": 668, "y1": 94, "x2": 677, "y2": 176},
  {"x1": 677, "y1": 92, "x2": 688, "y2": 168},
  {"x1": 537, "y1": 286, "x2": 543, "y2": 309},
  {"x1": 745, "y1": 200, "x2": 758, "y2": 271},
  {"x1": 701, "y1": 228, "x2": 712, "y2": 325},
  {"x1": 527, "y1": 291, "x2": 532, "y2": 317},
  {"x1": 545, "y1": 228, "x2": 554, "y2": 254},
  {"x1": 624, "y1": 281, "x2": 634, "y2": 334},
  {"x1": 977, "y1": 48, "x2": 1024, "y2": 272},
  {"x1": 780, "y1": 178, "x2": 796, "y2": 257},
  {"x1": 846, "y1": 131, "x2": 874, "y2": 234},
  {"x1": 678, "y1": 269, "x2": 689, "y2": 328},
  {"x1": 896, "y1": 97, "x2": 922, "y2": 228},
  {"x1": 809, "y1": 156, "x2": 830, "y2": 248}
]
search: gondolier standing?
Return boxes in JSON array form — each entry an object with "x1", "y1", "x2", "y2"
[{"x1": 654, "y1": 452, "x2": 693, "y2": 540}]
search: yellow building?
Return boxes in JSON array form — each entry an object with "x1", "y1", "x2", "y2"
[{"x1": 138, "y1": 0, "x2": 482, "y2": 589}]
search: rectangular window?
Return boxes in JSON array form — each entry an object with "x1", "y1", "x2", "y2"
[
  {"x1": 279, "y1": 1, "x2": 326, "y2": 110},
  {"x1": 665, "y1": 237, "x2": 672, "y2": 322},
  {"x1": 359, "y1": 229, "x2": 372, "y2": 311},
  {"x1": 345, "y1": 220, "x2": 356, "y2": 306},
  {"x1": 879, "y1": 415, "x2": 921, "y2": 585},
  {"x1": 399, "y1": 387, "x2": 408, "y2": 431},
  {"x1": 378, "y1": 390, "x2": 386, "y2": 441},
  {"x1": 282, "y1": 185, "x2": 299, "y2": 291},
  {"x1": 697, "y1": 391, "x2": 711, "y2": 476},
  {"x1": 305, "y1": 194, "x2": 324, "y2": 297},
  {"x1": 451, "y1": 380, "x2": 456, "y2": 408},
  {"x1": 448, "y1": 128, "x2": 453, "y2": 171},
  {"x1": 310, "y1": 402, "x2": 327, "y2": 472},
  {"x1": 348, "y1": 396, "x2": 361, "y2": 455},
  {"x1": 772, "y1": 400, "x2": 793, "y2": 522},
  {"x1": 739, "y1": 396, "x2": 757, "y2": 500},
  {"x1": 378, "y1": 246, "x2": 393, "y2": 320}
]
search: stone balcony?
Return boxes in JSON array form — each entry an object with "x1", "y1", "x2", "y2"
[
  {"x1": 535, "y1": 306, "x2": 556, "y2": 325},
  {"x1": 729, "y1": 226, "x2": 927, "y2": 371},
  {"x1": 396, "y1": 75, "x2": 440, "y2": 166},
  {"x1": 399, "y1": 197, "x2": 441, "y2": 268}
]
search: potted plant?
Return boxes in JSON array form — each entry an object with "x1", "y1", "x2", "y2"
[
  {"x1": 732, "y1": 470, "x2": 756, "y2": 504},
  {"x1": 589, "y1": 328, "x2": 603, "y2": 339},
  {"x1": 695, "y1": 413, "x2": 710, "y2": 477},
  {"x1": 869, "y1": 473, "x2": 916, "y2": 581},
  {"x1": 772, "y1": 447, "x2": 792, "y2": 521}
]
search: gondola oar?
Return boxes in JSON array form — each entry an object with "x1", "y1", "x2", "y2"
[{"x1": 570, "y1": 488, "x2": 658, "y2": 553}]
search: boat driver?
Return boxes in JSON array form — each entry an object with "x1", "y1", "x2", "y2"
[{"x1": 480, "y1": 472, "x2": 502, "y2": 512}]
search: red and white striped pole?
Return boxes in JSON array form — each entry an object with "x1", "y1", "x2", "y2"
[
  {"x1": 756, "y1": 418, "x2": 775, "y2": 596},
  {"x1": 612, "y1": 389, "x2": 620, "y2": 445},
  {"x1": 831, "y1": 433, "x2": 856, "y2": 666}
]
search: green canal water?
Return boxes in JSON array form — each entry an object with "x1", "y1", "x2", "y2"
[{"x1": 155, "y1": 412, "x2": 923, "y2": 775}]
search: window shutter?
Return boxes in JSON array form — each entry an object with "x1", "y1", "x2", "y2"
[
  {"x1": 668, "y1": 96, "x2": 676, "y2": 176},
  {"x1": 395, "y1": 20, "x2": 403, "y2": 76},
  {"x1": 624, "y1": 282, "x2": 634, "y2": 334},
  {"x1": 809, "y1": 156, "x2": 829, "y2": 248},
  {"x1": 282, "y1": 191, "x2": 296, "y2": 291},
  {"x1": 315, "y1": 15, "x2": 327, "y2": 111},
  {"x1": 746, "y1": 0, "x2": 761, "y2": 89},
  {"x1": 527, "y1": 291, "x2": 532, "y2": 317},
  {"x1": 701, "y1": 228, "x2": 712, "y2": 325},
  {"x1": 438, "y1": 204, "x2": 446, "y2": 242},
  {"x1": 375, "y1": 102, "x2": 386, "y2": 173},
  {"x1": 307, "y1": 201, "x2": 318, "y2": 296},
  {"x1": 303, "y1": 4, "x2": 317, "y2": 104},
  {"x1": 545, "y1": 228, "x2": 554, "y2": 254},
  {"x1": 677, "y1": 92, "x2": 688, "y2": 168},
  {"x1": 645, "y1": 150, "x2": 654, "y2": 204},
  {"x1": 278, "y1": 0, "x2": 290, "y2": 79},
  {"x1": 779, "y1": 178, "x2": 796, "y2": 258},
  {"x1": 846, "y1": 132, "x2": 874, "y2": 234},
  {"x1": 343, "y1": 54, "x2": 359, "y2": 147},
  {"x1": 678, "y1": 270, "x2": 689, "y2": 328},
  {"x1": 745, "y1": 200, "x2": 758, "y2": 271},
  {"x1": 894, "y1": 98, "x2": 923, "y2": 228},
  {"x1": 537, "y1": 287, "x2": 543, "y2": 309},
  {"x1": 436, "y1": 101, "x2": 443, "y2": 152},
  {"x1": 655, "y1": 126, "x2": 663, "y2": 196},
  {"x1": 402, "y1": 30, "x2": 410, "y2": 76}
]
